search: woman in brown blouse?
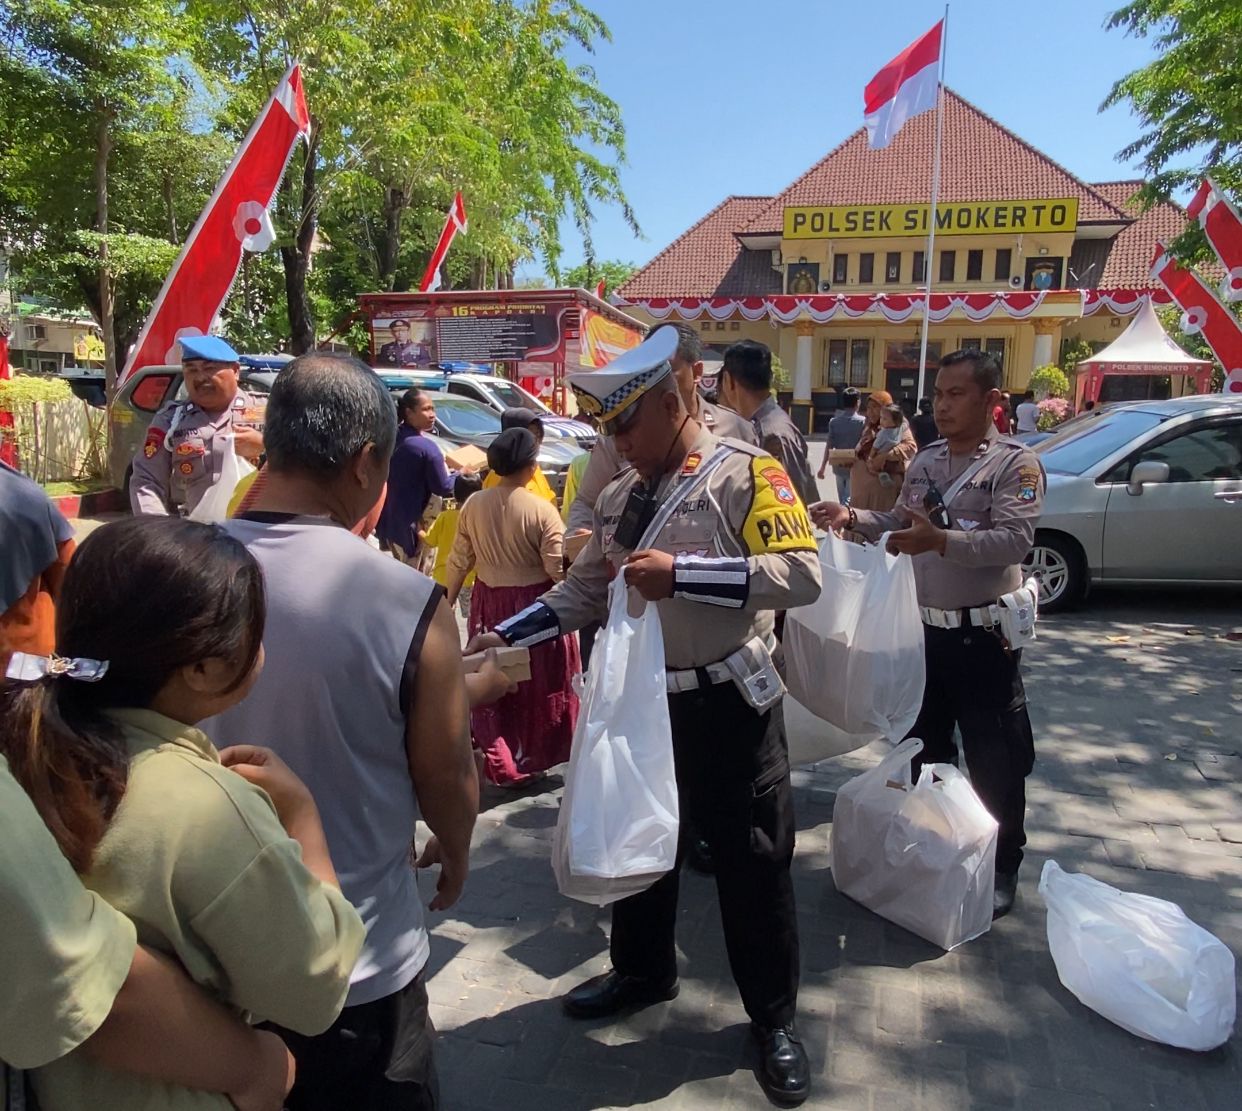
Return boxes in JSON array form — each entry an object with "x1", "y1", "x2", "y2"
[{"x1": 848, "y1": 391, "x2": 918, "y2": 512}]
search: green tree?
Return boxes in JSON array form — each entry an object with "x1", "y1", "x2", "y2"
[{"x1": 560, "y1": 259, "x2": 638, "y2": 296}]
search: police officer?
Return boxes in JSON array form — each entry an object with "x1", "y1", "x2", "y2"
[
  {"x1": 468, "y1": 328, "x2": 821, "y2": 1106},
  {"x1": 719, "y1": 339, "x2": 819, "y2": 507},
  {"x1": 129, "y1": 335, "x2": 265, "y2": 517},
  {"x1": 810, "y1": 348, "x2": 1044, "y2": 919}
]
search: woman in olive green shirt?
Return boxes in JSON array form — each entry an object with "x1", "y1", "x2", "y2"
[{"x1": 0, "y1": 517, "x2": 365, "y2": 1111}]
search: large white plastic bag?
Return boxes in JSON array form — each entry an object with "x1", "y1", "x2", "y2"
[
  {"x1": 553, "y1": 579, "x2": 679, "y2": 906},
  {"x1": 783, "y1": 532, "x2": 924, "y2": 759},
  {"x1": 1039, "y1": 860, "x2": 1236, "y2": 1050},
  {"x1": 187, "y1": 433, "x2": 255, "y2": 524},
  {"x1": 830, "y1": 738, "x2": 998, "y2": 950}
]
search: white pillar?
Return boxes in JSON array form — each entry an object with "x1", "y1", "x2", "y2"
[
  {"x1": 1032, "y1": 331, "x2": 1053, "y2": 373},
  {"x1": 794, "y1": 326, "x2": 813, "y2": 403}
]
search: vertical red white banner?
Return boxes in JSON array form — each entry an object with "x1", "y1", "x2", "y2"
[
  {"x1": 419, "y1": 192, "x2": 468, "y2": 293},
  {"x1": 1151, "y1": 244, "x2": 1242, "y2": 395},
  {"x1": 120, "y1": 64, "x2": 311, "y2": 383},
  {"x1": 1186, "y1": 177, "x2": 1242, "y2": 302},
  {"x1": 0, "y1": 333, "x2": 16, "y2": 467}
]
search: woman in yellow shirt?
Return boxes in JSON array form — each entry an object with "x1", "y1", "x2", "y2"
[
  {"x1": 0, "y1": 516, "x2": 364, "y2": 1111},
  {"x1": 481, "y1": 408, "x2": 558, "y2": 504}
]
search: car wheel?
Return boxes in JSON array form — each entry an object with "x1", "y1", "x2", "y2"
[{"x1": 1023, "y1": 531, "x2": 1086, "y2": 613}]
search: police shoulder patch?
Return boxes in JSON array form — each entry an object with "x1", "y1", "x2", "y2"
[{"x1": 742, "y1": 456, "x2": 816, "y2": 555}]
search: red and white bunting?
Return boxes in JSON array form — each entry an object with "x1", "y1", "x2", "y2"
[
  {"x1": 121, "y1": 64, "x2": 311, "y2": 383},
  {"x1": 1151, "y1": 244, "x2": 1242, "y2": 395},
  {"x1": 419, "y1": 192, "x2": 468, "y2": 293},
  {"x1": 1186, "y1": 177, "x2": 1242, "y2": 303}
]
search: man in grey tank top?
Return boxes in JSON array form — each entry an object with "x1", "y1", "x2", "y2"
[{"x1": 206, "y1": 353, "x2": 478, "y2": 1111}]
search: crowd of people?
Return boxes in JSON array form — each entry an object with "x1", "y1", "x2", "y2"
[{"x1": 1, "y1": 323, "x2": 1044, "y2": 1109}]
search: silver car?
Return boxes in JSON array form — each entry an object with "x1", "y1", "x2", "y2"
[{"x1": 1022, "y1": 394, "x2": 1242, "y2": 611}]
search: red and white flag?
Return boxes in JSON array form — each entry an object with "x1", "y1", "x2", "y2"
[
  {"x1": 1186, "y1": 177, "x2": 1242, "y2": 302},
  {"x1": 419, "y1": 192, "x2": 468, "y2": 293},
  {"x1": 1151, "y1": 244, "x2": 1242, "y2": 395},
  {"x1": 121, "y1": 64, "x2": 311, "y2": 383},
  {"x1": 595, "y1": 279, "x2": 606, "y2": 300},
  {"x1": 864, "y1": 20, "x2": 943, "y2": 150}
]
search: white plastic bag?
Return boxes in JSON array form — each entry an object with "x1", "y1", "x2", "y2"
[
  {"x1": 1039, "y1": 860, "x2": 1236, "y2": 1050},
  {"x1": 831, "y1": 738, "x2": 998, "y2": 950},
  {"x1": 553, "y1": 579, "x2": 679, "y2": 906},
  {"x1": 783, "y1": 532, "x2": 924, "y2": 759},
  {"x1": 187, "y1": 433, "x2": 255, "y2": 524}
]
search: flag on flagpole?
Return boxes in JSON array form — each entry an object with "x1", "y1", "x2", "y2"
[
  {"x1": 595, "y1": 279, "x2": 606, "y2": 300},
  {"x1": 864, "y1": 20, "x2": 943, "y2": 150},
  {"x1": 1151, "y1": 244, "x2": 1242, "y2": 395},
  {"x1": 419, "y1": 192, "x2": 468, "y2": 293},
  {"x1": 120, "y1": 64, "x2": 311, "y2": 383},
  {"x1": 1186, "y1": 177, "x2": 1242, "y2": 302}
]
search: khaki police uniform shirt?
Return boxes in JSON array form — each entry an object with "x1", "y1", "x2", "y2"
[
  {"x1": 750, "y1": 396, "x2": 820, "y2": 508},
  {"x1": 852, "y1": 425, "x2": 1045, "y2": 611},
  {"x1": 1, "y1": 756, "x2": 136, "y2": 1104},
  {"x1": 130, "y1": 390, "x2": 261, "y2": 517},
  {"x1": 34, "y1": 708, "x2": 365, "y2": 1111},
  {"x1": 564, "y1": 397, "x2": 757, "y2": 533},
  {"x1": 543, "y1": 426, "x2": 821, "y2": 670}
]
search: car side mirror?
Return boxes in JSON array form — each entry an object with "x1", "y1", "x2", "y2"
[{"x1": 1127, "y1": 460, "x2": 1170, "y2": 496}]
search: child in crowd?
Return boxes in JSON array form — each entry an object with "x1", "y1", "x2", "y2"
[
  {"x1": 869, "y1": 403, "x2": 909, "y2": 487},
  {"x1": 0, "y1": 516, "x2": 364, "y2": 1111},
  {"x1": 424, "y1": 472, "x2": 483, "y2": 618}
]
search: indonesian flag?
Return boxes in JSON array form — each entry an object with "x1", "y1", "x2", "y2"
[
  {"x1": 0, "y1": 333, "x2": 15, "y2": 468},
  {"x1": 1151, "y1": 243, "x2": 1242, "y2": 395},
  {"x1": 120, "y1": 64, "x2": 311, "y2": 383},
  {"x1": 864, "y1": 20, "x2": 943, "y2": 150},
  {"x1": 1186, "y1": 177, "x2": 1242, "y2": 303},
  {"x1": 595, "y1": 279, "x2": 606, "y2": 300},
  {"x1": 419, "y1": 192, "x2": 468, "y2": 293}
]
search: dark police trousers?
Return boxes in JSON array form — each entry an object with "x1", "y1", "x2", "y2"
[
  {"x1": 610, "y1": 681, "x2": 800, "y2": 1029},
  {"x1": 906, "y1": 622, "x2": 1036, "y2": 876}
]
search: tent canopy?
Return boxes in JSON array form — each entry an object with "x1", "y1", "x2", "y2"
[{"x1": 1076, "y1": 299, "x2": 1213, "y2": 406}]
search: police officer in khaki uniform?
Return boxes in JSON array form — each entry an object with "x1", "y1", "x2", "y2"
[
  {"x1": 811, "y1": 348, "x2": 1044, "y2": 919},
  {"x1": 468, "y1": 328, "x2": 821, "y2": 1106},
  {"x1": 564, "y1": 322, "x2": 756, "y2": 534},
  {"x1": 129, "y1": 336, "x2": 265, "y2": 517}
]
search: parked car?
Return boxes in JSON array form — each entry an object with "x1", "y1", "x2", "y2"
[
  {"x1": 375, "y1": 373, "x2": 579, "y2": 498},
  {"x1": 1021, "y1": 394, "x2": 1242, "y2": 612},
  {"x1": 389, "y1": 363, "x2": 596, "y2": 449},
  {"x1": 108, "y1": 356, "x2": 290, "y2": 494}
]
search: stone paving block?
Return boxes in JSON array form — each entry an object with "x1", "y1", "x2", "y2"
[
  {"x1": 876, "y1": 984, "x2": 922, "y2": 1038},
  {"x1": 1017, "y1": 1087, "x2": 1112, "y2": 1111}
]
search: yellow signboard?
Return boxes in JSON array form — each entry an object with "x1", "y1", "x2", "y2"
[
  {"x1": 784, "y1": 198, "x2": 1079, "y2": 240},
  {"x1": 73, "y1": 332, "x2": 105, "y2": 361}
]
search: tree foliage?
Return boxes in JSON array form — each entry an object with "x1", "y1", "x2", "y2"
[{"x1": 560, "y1": 258, "x2": 638, "y2": 296}]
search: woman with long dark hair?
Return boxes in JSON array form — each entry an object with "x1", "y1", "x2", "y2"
[{"x1": 1, "y1": 516, "x2": 363, "y2": 1111}]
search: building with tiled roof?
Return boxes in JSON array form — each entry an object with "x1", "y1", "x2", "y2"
[{"x1": 616, "y1": 90, "x2": 1197, "y2": 426}]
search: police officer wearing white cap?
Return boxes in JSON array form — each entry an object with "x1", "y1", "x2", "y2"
[
  {"x1": 467, "y1": 326, "x2": 822, "y2": 1105},
  {"x1": 129, "y1": 335, "x2": 265, "y2": 517}
]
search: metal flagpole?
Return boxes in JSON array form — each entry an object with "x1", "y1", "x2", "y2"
[{"x1": 916, "y1": 5, "x2": 949, "y2": 403}]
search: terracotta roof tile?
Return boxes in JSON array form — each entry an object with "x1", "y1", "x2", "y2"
[
  {"x1": 616, "y1": 196, "x2": 779, "y2": 299},
  {"x1": 742, "y1": 89, "x2": 1130, "y2": 234},
  {"x1": 1086, "y1": 180, "x2": 1203, "y2": 287}
]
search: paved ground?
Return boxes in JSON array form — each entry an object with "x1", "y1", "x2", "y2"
[{"x1": 426, "y1": 588, "x2": 1242, "y2": 1110}]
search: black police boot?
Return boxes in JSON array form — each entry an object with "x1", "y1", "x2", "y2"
[
  {"x1": 993, "y1": 871, "x2": 1019, "y2": 919},
  {"x1": 561, "y1": 970, "x2": 679, "y2": 1019},
  {"x1": 752, "y1": 1024, "x2": 810, "y2": 1106},
  {"x1": 686, "y1": 836, "x2": 715, "y2": 875}
]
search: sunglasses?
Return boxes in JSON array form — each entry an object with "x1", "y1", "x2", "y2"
[{"x1": 921, "y1": 470, "x2": 953, "y2": 530}]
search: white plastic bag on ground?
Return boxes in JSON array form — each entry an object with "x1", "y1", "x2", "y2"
[
  {"x1": 783, "y1": 533, "x2": 924, "y2": 761},
  {"x1": 187, "y1": 433, "x2": 255, "y2": 524},
  {"x1": 1039, "y1": 860, "x2": 1236, "y2": 1050},
  {"x1": 830, "y1": 738, "x2": 998, "y2": 950},
  {"x1": 553, "y1": 579, "x2": 678, "y2": 906}
]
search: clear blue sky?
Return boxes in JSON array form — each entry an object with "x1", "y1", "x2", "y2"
[{"x1": 526, "y1": 0, "x2": 1164, "y2": 281}]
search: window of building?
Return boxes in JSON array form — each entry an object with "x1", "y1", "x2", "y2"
[
  {"x1": 885, "y1": 252, "x2": 901, "y2": 283},
  {"x1": 859, "y1": 253, "x2": 875, "y2": 283},
  {"x1": 833, "y1": 253, "x2": 848, "y2": 285},
  {"x1": 985, "y1": 338, "x2": 1006, "y2": 372},
  {"x1": 995, "y1": 248, "x2": 1013, "y2": 281},
  {"x1": 960, "y1": 336, "x2": 981, "y2": 352},
  {"x1": 827, "y1": 339, "x2": 848, "y2": 386},
  {"x1": 967, "y1": 250, "x2": 983, "y2": 281},
  {"x1": 939, "y1": 250, "x2": 956, "y2": 283},
  {"x1": 849, "y1": 339, "x2": 871, "y2": 387},
  {"x1": 26, "y1": 323, "x2": 46, "y2": 341},
  {"x1": 913, "y1": 251, "x2": 926, "y2": 282}
]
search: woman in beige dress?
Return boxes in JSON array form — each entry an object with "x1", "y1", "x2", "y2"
[{"x1": 849, "y1": 390, "x2": 918, "y2": 512}]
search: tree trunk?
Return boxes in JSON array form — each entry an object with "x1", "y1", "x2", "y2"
[
  {"x1": 379, "y1": 185, "x2": 405, "y2": 291},
  {"x1": 163, "y1": 172, "x2": 179, "y2": 244},
  {"x1": 96, "y1": 106, "x2": 117, "y2": 397},
  {"x1": 280, "y1": 123, "x2": 319, "y2": 354}
]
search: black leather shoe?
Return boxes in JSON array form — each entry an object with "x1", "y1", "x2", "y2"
[
  {"x1": 753, "y1": 1024, "x2": 810, "y2": 1106},
  {"x1": 993, "y1": 871, "x2": 1019, "y2": 919},
  {"x1": 686, "y1": 836, "x2": 715, "y2": 875},
  {"x1": 562, "y1": 970, "x2": 679, "y2": 1019}
]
